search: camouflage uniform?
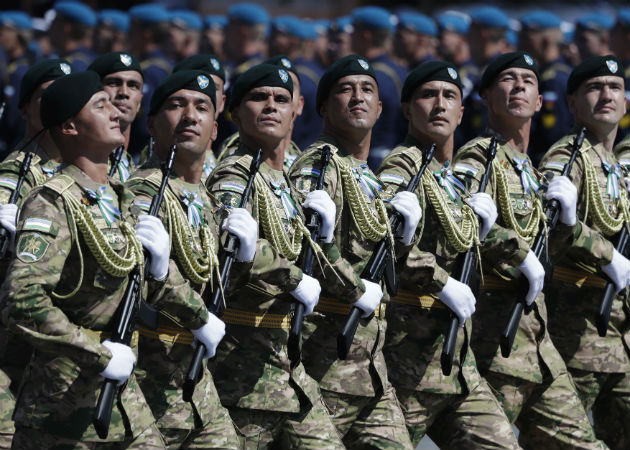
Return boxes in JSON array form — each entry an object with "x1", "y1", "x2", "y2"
[
  {"x1": 455, "y1": 133, "x2": 608, "y2": 450},
  {"x1": 289, "y1": 135, "x2": 414, "y2": 450},
  {"x1": 201, "y1": 150, "x2": 218, "y2": 184},
  {"x1": 377, "y1": 136, "x2": 521, "y2": 450},
  {"x1": 615, "y1": 135, "x2": 630, "y2": 171},
  {"x1": 0, "y1": 370, "x2": 13, "y2": 449},
  {"x1": 216, "y1": 132, "x2": 301, "y2": 172},
  {"x1": 126, "y1": 154, "x2": 241, "y2": 450},
  {"x1": 540, "y1": 129, "x2": 630, "y2": 450},
  {"x1": 0, "y1": 164, "x2": 190, "y2": 447},
  {"x1": 107, "y1": 149, "x2": 135, "y2": 184},
  {"x1": 206, "y1": 145, "x2": 344, "y2": 450}
]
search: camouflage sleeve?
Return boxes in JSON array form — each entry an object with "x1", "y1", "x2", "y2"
[
  {"x1": 0, "y1": 159, "x2": 40, "y2": 208},
  {"x1": 0, "y1": 189, "x2": 112, "y2": 373},
  {"x1": 289, "y1": 149, "x2": 366, "y2": 303},
  {"x1": 539, "y1": 143, "x2": 615, "y2": 266},
  {"x1": 206, "y1": 159, "x2": 303, "y2": 295}
]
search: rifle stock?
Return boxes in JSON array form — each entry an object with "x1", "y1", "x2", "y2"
[{"x1": 596, "y1": 227, "x2": 629, "y2": 336}]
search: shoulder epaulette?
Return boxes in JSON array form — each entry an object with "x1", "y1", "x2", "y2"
[
  {"x1": 233, "y1": 153, "x2": 254, "y2": 174},
  {"x1": 42, "y1": 174, "x2": 75, "y2": 195},
  {"x1": 458, "y1": 136, "x2": 491, "y2": 153},
  {"x1": 371, "y1": 62, "x2": 403, "y2": 95}
]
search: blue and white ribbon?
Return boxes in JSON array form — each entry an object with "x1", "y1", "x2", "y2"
[
  {"x1": 512, "y1": 156, "x2": 540, "y2": 194},
  {"x1": 116, "y1": 155, "x2": 131, "y2": 182},
  {"x1": 41, "y1": 165, "x2": 61, "y2": 178},
  {"x1": 270, "y1": 179, "x2": 298, "y2": 220},
  {"x1": 433, "y1": 160, "x2": 466, "y2": 200},
  {"x1": 602, "y1": 159, "x2": 622, "y2": 200},
  {"x1": 84, "y1": 186, "x2": 120, "y2": 226},
  {"x1": 182, "y1": 190, "x2": 204, "y2": 228},
  {"x1": 203, "y1": 156, "x2": 216, "y2": 179},
  {"x1": 352, "y1": 164, "x2": 384, "y2": 200}
]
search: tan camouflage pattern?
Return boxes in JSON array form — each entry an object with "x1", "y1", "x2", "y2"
[
  {"x1": 201, "y1": 149, "x2": 218, "y2": 184},
  {"x1": 216, "y1": 131, "x2": 302, "y2": 172},
  {"x1": 0, "y1": 369, "x2": 14, "y2": 449},
  {"x1": 614, "y1": 134, "x2": 630, "y2": 169}
]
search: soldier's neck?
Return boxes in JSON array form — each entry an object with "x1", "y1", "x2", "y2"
[
  {"x1": 156, "y1": 142, "x2": 203, "y2": 184},
  {"x1": 69, "y1": 156, "x2": 109, "y2": 185},
  {"x1": 583, "y1": 124, "x2": 618, "y2": 153},
  {"x1": 408, "y1": 131, "x2": 453, "y2": 164},
  {"x1": 488, "y1": 116, "x2": 532, "y2": 154},
  {"x1": 120, "y1": 122, "x2": 132, "y2": 151},
  {"x1": 240, "y1": 134, "x2": 285, "y2": 171},
  {"x1": 323, "y1": 124, "x2": 371, "y2": 162},
  {"x1": 24, "y1": 128, "x2": 62, "y2": 162}
]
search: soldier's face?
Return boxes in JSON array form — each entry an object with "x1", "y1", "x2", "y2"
[
  {"x1": 211, "y1": 74, "x2": 226, "y2": 116},
  {"x1": 148, "y1": 89, "x2": 216, "y2": 158},
  {"x1": 21, "y1": 80, "x2": 55, "y2": 131},
  {"x1": 102, "y1": 71, "x2": 143, "y2": 127},
  {"x1": 569, "y1": 75, "x2": 626, "y2": 130},
  {"x1": 232, "y1": 86, "x2": 294, "y2": 144},
  {"x1": 321, "y1": 75, "x2": 382, "y2": 132},
  {"x1": 72, "y1": 91, "x2": 124, "y2": 150},
  {"x1": 289, "y1": 72, "x2": 304, "y2": 117},
  {"x1": 404, "y1": 81, "x2": 463, "y2": 142},
  {"x1": 482, "y1": 68, "x2": 542, "y2": 122}
]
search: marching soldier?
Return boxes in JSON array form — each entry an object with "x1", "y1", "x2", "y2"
[
  {"x1": 49, "y1": 1, "x2": 97, "y2": 71},
  {"x1": 289, "y1": 55, "x2": 421, "y2": 450},
  {"x1": 540, "y1": 55, "x2": 630, "y2": 450},
  {"x1": 455, "y1": 52, "x2": 609, "y2": 449},
  {"x1": 206, "y1": 63, "x2": 345, "y2": 449},
  {"x1": 610, "y1": 8, "x2": 630, "y2": 142}
]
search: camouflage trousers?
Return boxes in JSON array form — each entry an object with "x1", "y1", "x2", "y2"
[
  {"x1": 0, "y1": 370, "x2": 15, "y2": 450},
  {"x1": 11, "y1": 423, "x2": 166, "y2": 450},
  {"x1": 484, "y1": 371, "x2": 607, "y2": 450},
  {"x1": 228, "y1": 397, "x2": 344, "y2": 450},
  {"x1": 569, "y1": 368, "x2": 630, "y2": 450},
  {"x1": 395, "y1": 379, "x2": 521, "y2": 449},
  {"x1": 321, "y1": 385, "x2": 413, "y2": 450}
]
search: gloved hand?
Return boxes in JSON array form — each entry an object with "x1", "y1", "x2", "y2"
[
  {"x1": 514, "y1": 250, "x2": 545, "y2": 305},
  {"x1": 437, "y1": 276, "x2": 476, "y2": 326},
  {"x1": 601, "y1": 249, "x2": 630, "y2": 293},
  {"x1": 468, "y1": 193, "x2": 498, "y2": 240},
  {"x1": 100, "y1": 339, "x2": 136, "y2": 385},
  {"x1": 191, "y1": 313, "x2": 226, "y2": 359},
  {"x1": 0, "y1": 203, "x2": 18, "y2": 239},
  {"x1": 135, "y1": 215, "x2": 170, "y2": 281},
  {"x1": 390, "y1": 191, "x2": 422, "y2": 245},
  {"x1": 302, "y1": 190, "x2": 336, "y2": 243},
  {"x1": 624, "y1": 176, "x2": 630, "y2": 194},
  {"x1": 352, "y1": 279, "x2": 383, "y2": 318},
  {"x1": 290, "y1": 274, "x2": 321, "y2": 315},
  {"x1": 545, "y1": 176, "x2": 577, "y2": 226},
  {"x1": 222, "y1": 208, "x2": 258, "y2": 262}
]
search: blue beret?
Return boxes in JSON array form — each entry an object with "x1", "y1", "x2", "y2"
[
  {"x1": 352, "y1": 6, "x2": 395, "y2": 31},
  {"x1": 618, "y1": 7, "x2": 630, "y2": 26},
  {"x1": 0, "y1": 11, "x2": 32, "y2": 30},
  {"x1": 470, "y1": 6, "x2": 510, "y2": 29},
  {"x1": 521, "y1": 10, "x2": 561, "y2": 30},
  {"x1": 436, "y1": 12, "x2": 469, "y2": 34},
  {"x1": 170, "y1": 9, "x2": 202, "y2": 31},
  {"x1": 577, "y1": 13, "x2": 614, "y2": 31},
  {"x1": 398, "y1": 12, "x2": 437, "y2": 37},
  {"x1": 54, "y1": 1, "x2": 96, "y2": 27},
  {"x1": 331, "y1": 16, "x2": 353, "y2": 33},
  {"x1": 272, "y1": 16, "x2": 312, "y2": 38},
  {"x1": 314, "y1": 20, "x2": 330, "y2": 35},
  {"x1": 205, "y1": 15, "x2": 226, "y2": 30},
  {"x1": 129, "y1": 4, "x2": 169, "y2": 24},
  {"x1": 98, "y1": 9, "x2": 129, "y2": 32},
  {"x1": 228, "y1": 3, "x2": 270, "y2": 26},
  {"x1": 505, "y1": 29, "x2": 518, "y2": 47}
]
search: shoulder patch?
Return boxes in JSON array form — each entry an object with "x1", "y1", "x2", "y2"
[
  {"x1": 219, "y1": 182, "x2": 245, "y2": 194},
  {"x1": 453, "y1": 164, "x2": 478, "y2": 177},
  {"x1": 542, "y1": 161, "x2": 566, "y2": 172},
  {"x1": 16, "y1": 232, "x2": 50, "y2": 263},
  {"x1": 379, "y1": 173, "x2": 404, "y2": 185},
  {"x1": 299, "y1": 167, "x2": 321, "y2": 177},
  {"x1": 43, "y1": 174, "x2": 75, "y2": 195},
  {"x1": 22, "y1": 217, "x2": 59, "y2": 237},
  {"x1": 131, "y1": 200, "x2": 151, "y2": 213},
  {"x1": 0, "y1": 177, "x2": 18, "y2": 191}
]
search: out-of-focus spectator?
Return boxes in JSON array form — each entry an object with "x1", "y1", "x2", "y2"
[
  {"x1": 201, "y1": 15, "x2": 226, "y2": 61},
  {"x1": 328, "y1": 16, "x2": 353, "y2": 63},
  {"x1": 394, "y1": 12, "x2": 437, "y2": 69},
  {"x1": 574, "y1": 12, "x2": 614, "y2": 61},
  {"x1": 168, "y1": 9, "x2": 202, "y2": 62},
  {"x1": 49, "y1": 1, "x2": 97, "y2": 71},
  {"x1": 468, "y1": 6, "x2": 510, "y2": 67},
  {"x1": 611, "y1": 7, "x2": 630, "y2": 142},
  {"x1": 94, "y1": 9, "x2": 129, "y2": 54}
]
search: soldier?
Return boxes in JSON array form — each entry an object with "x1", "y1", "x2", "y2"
[
  {"x1": 126, "y1": 70, "x2": 249, "y2": 449},
  {"x1": 167, "y1": 10, "x2": 203, "y2": 62},
  {"x1": 0, "y1": 70, "x2": 170, "y2": 448},
  {"x1": 539, "y1": 55, "x2": 630, "y2": 450},
  {"x1": 94, "y1": 9, "x2": 129, "y2": 54},
  {"x1": 377, "y1": 60, "x2": 521, "y2": 449},
  {"x1": 201, "y1": 15, "x2": 226, "y2": 61},
  {"x1": 610, "y1": 8, "x2": 629, "y2": 142},
  {"x1": 574, "y1": 13, "x2": 614, "y2": 62},
  {"x1": 48, "y1": 1, "x2": 97, "y2": 71},
  {"x1": 394, "y1": 12, "x2": 438, "y2": 69},
  {"x1": 206, "y1": 63, "x2": 345, "y2": 449},
  {"x1": 615, "y1": 134, "x2": 630, "y2": 169},
  {"x1": 454, "y1": 52, "x2": 610, "y2": 450},
  {"x1": 289, "y1": 54, "x2": 421, "y2": 450},
  {"x1": 88, "y1": 52, "x2": 144, "y2": 182},
  {"x1": 328, "y1": 17, "x2": 353, "y2": 64}
]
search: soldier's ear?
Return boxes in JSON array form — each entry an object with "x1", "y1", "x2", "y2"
[
  {"x1": 60, "y1": 118, "x2": 78, "y2": 136},
  {"x1": 401, "y1": 102, "x2": 410, "y2": 120},
  {"x1": 211, "y1": 120, "x2": 218, "y2": 142}
]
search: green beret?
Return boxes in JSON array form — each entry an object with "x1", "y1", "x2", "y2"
[
  {"x1": 401, "y1": 61, "x2": 463, "y2": 102},
  {"x1": 173, "y1": 54, "x2": 225, "y2": 82},
  {"x1": 480, "y1": 51, "x2": 540, "y2": 93},
  {"x1": 19, "y1": 58, "x2": 72, "y2": 107},
  {"x1": 87, "y1": 51, "x2": 143, "y2": 79},
  {"x1": 149, "y1": 70, "x2": 217, "y2": 115},
  {"x1": 40, "y1": 71, "x2": 103, "y2": 129},
  {"x1": 229, "y1": 63, "x2": 293, "y2": 110},
  {"x1": 264, "y1": 55, "x2": 299, "y2": 78},
  {"x1": 567, "y1": 55, "x2": 625, "y2": 94},
  {"x1": 316, "y1": 54, "x2": 378, "y2": 114}
]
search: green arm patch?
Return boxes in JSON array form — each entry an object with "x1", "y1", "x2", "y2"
[{"x1": 16, "y1": 232, "x2": 50, "y2": 263}]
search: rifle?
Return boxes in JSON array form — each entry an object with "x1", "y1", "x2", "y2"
[
  {"x1": 182, "y1": 148, "x2": 263, "y2": 402},
  {"x1": 500, "y1": 126, "x2": 586, "y2": 357},
  {"x1": 0, "y1": 152, "x2": 33, "y2": 260},
  {"x1": 108, "y1": 145, "x2": 124, "y2": 179},
  {"x1": 441, "y1": 136, "x2": 498, "y2": 376},
  {"x1": 288, "y1": 145, "x2": 331, "y2": 365},
  {"x1": 337, "y1": 144, "x2": 436, "y2": 360},
  {"x1": 93, "y1": 144, "x2": 177, "y2": 439}
]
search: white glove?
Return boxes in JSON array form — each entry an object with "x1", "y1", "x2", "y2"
[
  {"x1": 135, "y1": 215, "x2": 170, "y2": 281},
  {"x1": 514, "y1": 250, "x2": 545, "y2": 306},
  {"x1": 290, "y1": 274, "x2": 321, "y2": 315},
  {"x1": 222, "y1": 208, "x2": 258, "y2": 262},
  {"x1": 100, "y1": 340, "x2": 136, "y2": 385},
  {"x1": 437, "y1": 276, "x2": 476, "y2": 326},
  {"x1": 191, "y1": 313, "x2": 226, "y2": 359},
  {"x1": 624, "y1": 176, "x2": 630, "y2": 194},
  {"x1": 390, "y1": 191, "x2": 422, "y2": 245},
  {"x1": 601, "y1": 249, "x2": 630, "y2": 293},
  {"x1": 0, "y1": 203, "x2": 18, "y2": 239},
  {"x1": 545, "y1": 176, "x2": 577, "y2": 226},
  {"x1": 468, "y1": 193, "x2": 498, "y2": 240},
  {"x1": 302, "y1": 190, "x2": 336, "y2": 243},
  {"x1": 352, "y1": 279, "x2": 383, "y2": 318}
]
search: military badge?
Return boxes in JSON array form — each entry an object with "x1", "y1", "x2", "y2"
[
  {"x1": 524, "y1": 54, "x2": 534, "y2": 66},
  {"x1": 358, "y1": 59, "x2": 369, "y2": 70},
  {"x1": 606, "y1": 59, "x2": 618, "y2": 74},
  {"x1": 197, "y1": 74, "x2": 210, "y2": 89},
  {"x1": 448, "y1": 67, "x2": 458, "y2": 80},
  {"x1": 16, "y1": 233, "x2": 50, "y2": 263},
  {"x1": 281, "y1": 57, "x2": 292, "y2": 69},
  {"x1": 120, "y1": 53, "x2": 132, "y2": 66},
  {"x1": 210, "y1": 57, "x2": 221, "y2": 71},
  {"x1": 60, "y1": 62, "x2": 71, "y2": 74},
  {"x1": 278, "y1": 69, "x2": 289, "y2": 83}
]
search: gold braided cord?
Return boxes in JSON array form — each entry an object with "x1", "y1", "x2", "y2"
[
  {"x1": 30, "y1": 165, "x2": 47, "y2": 187},
  {"x1": 492, "y1": 158, "x2": 544, "y2": 244},
  {"x1": 422, "y1": 172, "x2": 480, "y2": 253},
  {"x1": 580, "y1": 152, "x2": 630, "y2": 236}
]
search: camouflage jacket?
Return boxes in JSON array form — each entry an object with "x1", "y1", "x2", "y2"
[
  {"x1": 539, "y1": 129, "x2": 629, "y2": 372},
  {"x1": 201, "y1": 149, "x2": 217, "y2": 184},
  {"x1": 217, "y1": 131, "x2": 302, "y2": 172},
  {"x1": 205, "y1": 144, "x2": 321, "y2": 413},
  {"x1": 615, "y1": 134, "x2": 630, "y2": 170},
  {"x1": 454, "y1": 134, "x2": 568, "y2": 382},
  {"x1": 106, "y1": 148, "x2": 135, "y2": 184}
]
